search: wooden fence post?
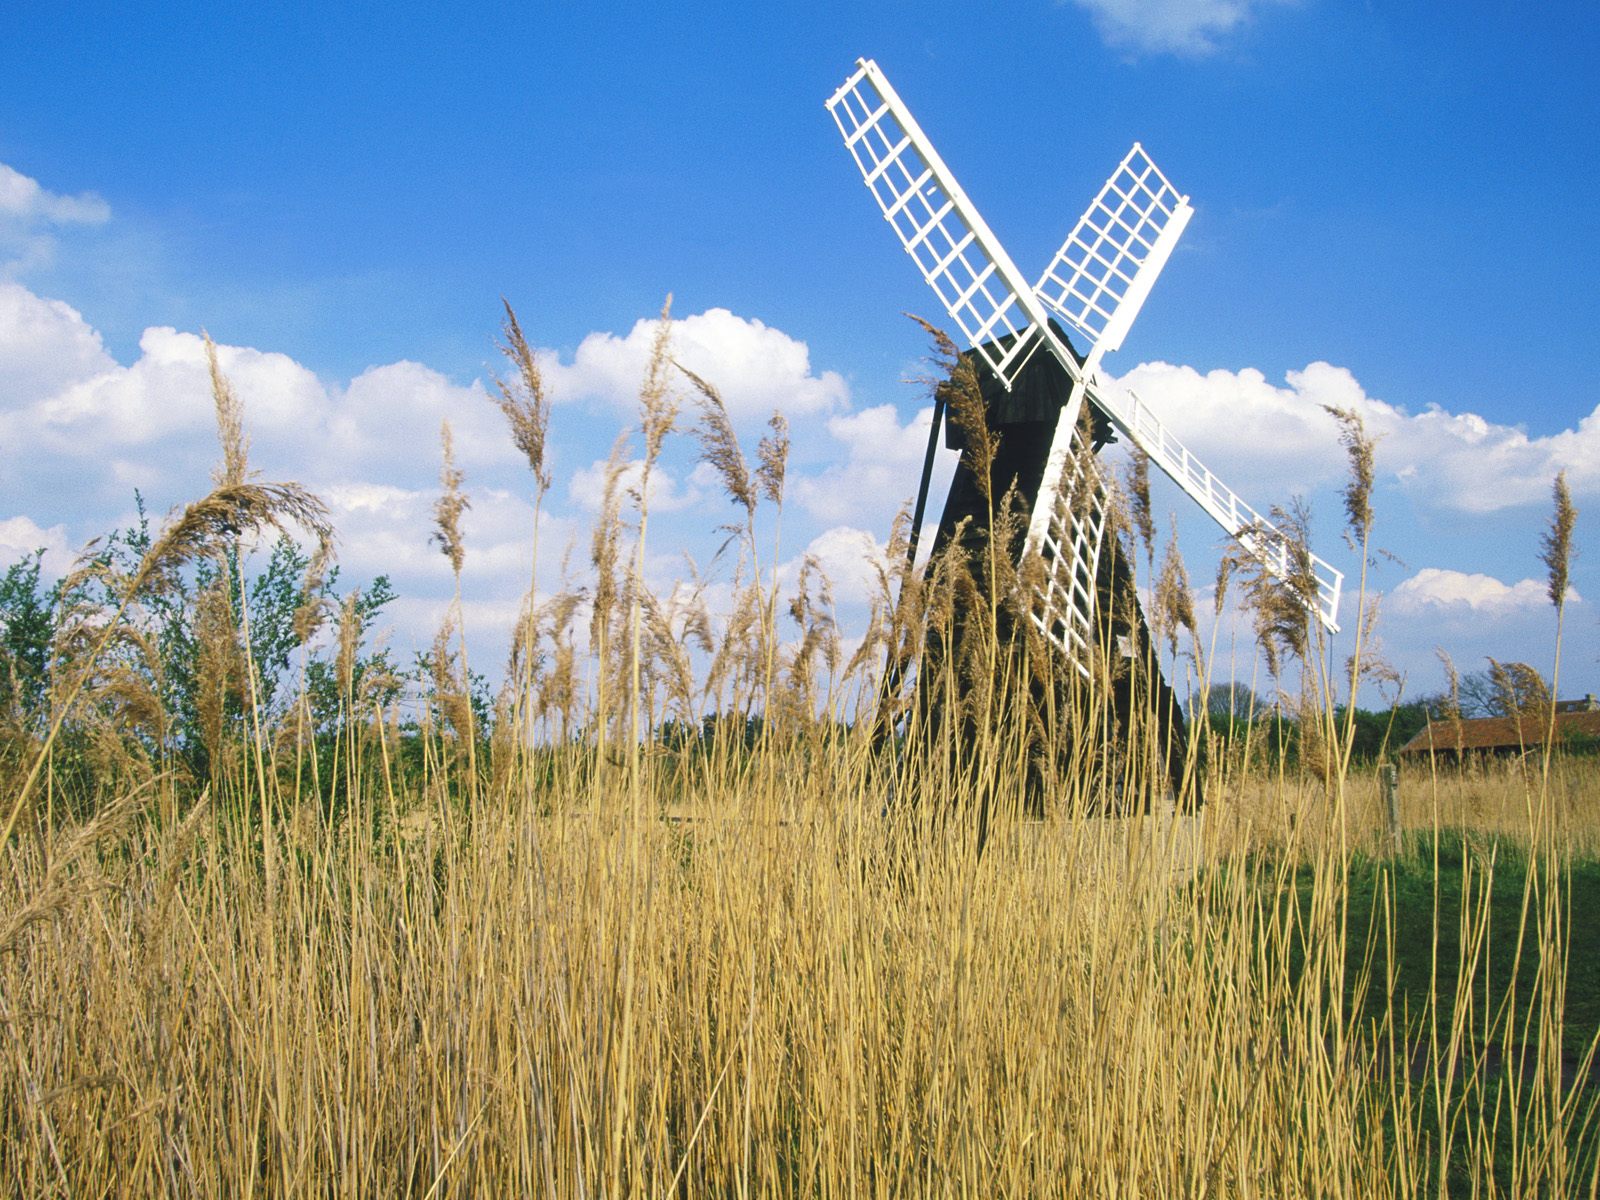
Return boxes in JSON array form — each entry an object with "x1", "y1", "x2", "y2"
[{"x1": 1379, "y1": 763, "x2": 1401, "y2": 853}]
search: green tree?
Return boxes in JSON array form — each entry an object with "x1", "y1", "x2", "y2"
[{"x1": 0, "y1": 550, "x2": 55, "y2": 731}]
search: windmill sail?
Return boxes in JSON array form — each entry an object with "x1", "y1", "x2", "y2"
[
  {"x1": 827, "y1": 57, "x2": 1107, "y2": 667},
  {"x1": 1024, "y1": 412, "x2": 1114, "y2": 669},
  {"x1": 825, "y1": 59, "x2": 1078, "y2": 393},
  {"x1": 1028, "y1": 373, "x2": 1343, "y2": 642},
  {"x1": 1033, "y1": 144, "x2": 1193, "y2": 379},
  {"x1": 1024, "y1": 150, "x2": 1340, "y2": 637},
  {"x1": 1089, "y1": 381, "x2": 1344, "y2": 629}
]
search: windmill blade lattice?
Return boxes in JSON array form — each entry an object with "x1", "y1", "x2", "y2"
[
  {"x1": 825, "y1": 59, "x2": 1078, "y2": 392},
  {"x1": 1034, "y1": 144, "x2": 1193, "y2": 377},
  {"x1": 1023, "y1": 377, "x2": 1345, "y2": 668},
  {"x1": 1032, "y1": 147, "x2": 1341, "y2": 630},
  {"x1": 1026, "y1": 416, "x2": 1114, "y2": 672},
  {"x1": 1021, "y1": 144, "x2": 1211, "y2": 664},
  {"x1": 1091, "y1": 382, "x2": 1344, "y2": 629}
]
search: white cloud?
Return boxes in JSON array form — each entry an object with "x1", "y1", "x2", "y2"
[
  {"x1": 0, "y1": 164, "x2": 110, "y2": 227},
  {"x1": 1067, "y1": 0, "x2": 1290, "y2": 55},
  {"x1": 568, "y1": 457, "x2": 702, "y2": 515},
  {"x1": 322, "y1": 361, "x2": 508, "y2": 482},
  {"x1": 0, "y1": 283, "x2": 116, "y2": 406},
  {"x1": 16, "y1": 325, "x2": 326, "y2": 455},
  {"x1": 1387, "y1": 568, "x2": 1577, "y2": 615},
  {"x1": 0, "y1": 514, "x2": 71, "y2": 569},
  {"x1": 0, "y1": 161, "x2": 110, "y2": 274},
  {"x1": 0, "y1": 285, "x2": 854, "y2": 520},
  {"x1": 791, "y1": 525, "x2": 892, "y2": 607},
  {"x1": 1371, "y1": 568, "x2": 1585, "y2": 695},
  {"x1": 0, "y1": 250, "x2": 1588, "y2": 701},
  {"x1": 322, "y1": 480, "x2": 560, "y2": 586},
  {"x1": 793, "y1": 403, "x2": 954, "y2": 529},
  {"x1": 383, "y1": 595, "x2": 530, "y2": 661},
  {"x1": 544, "y1": 307, "x2": 848, "y2": 420},
  {"x1": 1115, "y1": 360, "x2": 1600, "y2": 514},
  {"x1": 0, "y1": 300, "x2": 517, "y2": 499}
]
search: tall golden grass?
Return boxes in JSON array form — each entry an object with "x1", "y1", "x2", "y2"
[{"x1": 0, "y1": 309, "x2": 1594, "y2": 1196}]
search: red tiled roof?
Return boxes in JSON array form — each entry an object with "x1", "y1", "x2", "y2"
[{"x1": 1399, "y1": 709, "x2": 1600, "y2": 755}]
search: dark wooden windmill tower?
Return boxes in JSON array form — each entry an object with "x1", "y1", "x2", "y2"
[{"x1": 825, "y1": 58, "x2": 1344, "y2": 811}]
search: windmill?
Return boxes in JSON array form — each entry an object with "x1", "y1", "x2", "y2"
[{"x1": 825, "y1": 58, "x2": 1343, "y2": 809}]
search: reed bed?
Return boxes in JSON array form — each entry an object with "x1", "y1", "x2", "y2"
[{"x1": 0, "y1": 310, "x2": 1594, "y2": 1196}]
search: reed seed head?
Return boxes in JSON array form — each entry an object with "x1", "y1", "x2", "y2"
[
  {"x1": 589, "y1": 432, "x2": 629, "y2": 649},
  {"x1": 912, "y1": 315, "x2": 995, "y2": 500},
  {"x1": 205, "y1": 333, "x2": 250, "y2": 489},
  {"x1": 1487, "y1": 657, "x2": 1550, "y2": 719},
  {"x1": 431, "y1": 421, "x2": 469, "y2": 578},
  {"x1": 1124, "y1": 447, "x2": 1155, "y2": 565},
  {"x1": 1213, "y1": 554, "x2": 1235, "y2": 619},
  {"x1": 292, "y1": 535, "x2": 336, "y2": 645},
  {"x1": 428, "y1": 614, "x2": 473, "y2": 743},
  {"x1": 335, "y1": 588, "x2": 363, "y2": 697},
  {"x1": 1434, "y1": 647, "x2": 1463, "y2": 720},
  {"x1": 1154, "y1": 519, "x2": 1196, "y2": 658},
  {"x1": 1540, "y1": 470, "x2": 1577, "y2": 610},
  {"x1": 679, "y1": 363, "x2": 755, "y2": 518},
  {"x1": 1323, "y1": 404, "x2": 1376, "y2": 541},
  {"x1": 495, "y1": 300, "x2": 553, "y2": 495},
  {"x1": 757, "y1": 411, "x2": 789, "y2": 507},
  {"x1": 135, "y1": 483, "x2": 332, "y2": 604},
  {"x1": 639, "y1": 296, "x2": 677, "y2": 469}
]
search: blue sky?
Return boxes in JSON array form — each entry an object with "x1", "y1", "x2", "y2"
[{"x1": 2, "y1": 0, "x2": 1595, "y2": 703}]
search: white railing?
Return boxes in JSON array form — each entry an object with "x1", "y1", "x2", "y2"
[{"x1": 1096, "y1": 385, "x2": 1343, "y2": 631}]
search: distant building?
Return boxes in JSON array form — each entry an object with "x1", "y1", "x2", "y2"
[{"x1": 1399, "y1": 702, "x2": 1600, "y2": 759}]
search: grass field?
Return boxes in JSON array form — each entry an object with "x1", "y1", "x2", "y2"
[{"x1": 1, "y1": 317, "x2": 1593, "y2": 1196}]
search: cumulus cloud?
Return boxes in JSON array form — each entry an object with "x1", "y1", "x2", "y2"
[
  {"x1": 1387, "y1": 568, "x2": 1578, "y2": 615},
  {"x1": 0, "y1": 300, "x2": 522, "y2": 500},
  {"x1": 0, "y1": 161, "x2": 110, "y2": 274},
  {"x1": 0, "y1": 317, "x2": 342, "y2": 505},
  {"x1": 791, "y1": 526, "x2": 892, "y2": 606},
  {"x1": 322, "y1": 361, "x2": 505, "y2": 482},
  {"x1": 1065, "y1": 0, "x2": 1290, "y2": 55},
  {"x1": 0, "y1": 164, "x2": 110, "y2": 227},
  {"x1": 11, "y1": 325, "x2": 326, "y2": 456},
  {"x1": 0, "y1": 246, "x2": 1589, "y2": 698},
  {"x1": 543, "y1": 307, "x2": 848, "y2": 420},
  {"x1": 0, "y1": 281, "x2": 862, "y2": 590},
  {"x1": 568, "y1": 458, "x2": 702, "y2": 515},
  {"x1": 1369, "y1": 567, "x2": 1585, "y2": 694},
  {"x1": 1115, "y1": 360, "x2": 1600, "y2": 514},
  {"x1": 0, "y1": 514, "x2": 71, "y2": 568},
  {"x1": 793, "y1": 403, "x2": 954, "y2": 530},
  {"x1": 0, "y1": 283, "x2": 115, "y2": 406},
  {"x1": 324, "y1": 480, "x2": 565, "y2": 586},
  {"x1": 382, "y1": 595, "x2": 531, "y2": 660},
  {"x1": 0, "y1": 287, "x2": 854, "y2": 510}
]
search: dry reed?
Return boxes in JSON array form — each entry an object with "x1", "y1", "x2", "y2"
[{"x1": 1, "y1": 311, "x2": 1595, "y2": 1199}]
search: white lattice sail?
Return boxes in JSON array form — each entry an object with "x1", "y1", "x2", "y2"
[
  {"x1": 1034, "y1": 144, "x2": 1192, "y2": 376},
  {"x1": 1092, "y1": 383, "x2": 1344, "y2": 630},
  {"x1": 1026, "y1": 417, "x2": 1113, "y2": 674},
  {"x1": 825, "y1": 59, "x2": 1072, "y2": 391}
]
